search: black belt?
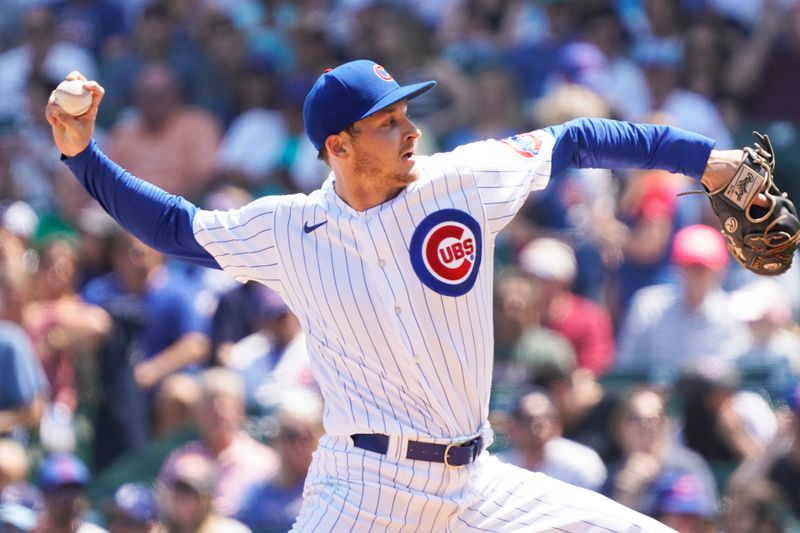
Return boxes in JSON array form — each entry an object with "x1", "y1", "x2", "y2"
[{"x1": 351, "y1": 433, "x2": 483, "y2": 467}]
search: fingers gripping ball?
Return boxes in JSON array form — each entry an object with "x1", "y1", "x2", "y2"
[
  {"x1": 49, "y1": 80, "x2": 92, "y2": 117},
  {"x1": 705, "y1": 132, "x2": 800, "y2": 275}
]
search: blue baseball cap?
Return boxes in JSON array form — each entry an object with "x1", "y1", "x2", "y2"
[
  {"x1": 654, "y1": 473, "x2": 716, "y2": 518},
  {"x1": 303, "y1": 59, "x2": 436, "y2": 150},
  {"x1": 37, "y1": 453, "x2": 90, "y2": 490}
]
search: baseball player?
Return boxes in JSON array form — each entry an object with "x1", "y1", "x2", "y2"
[{"x1": 47, "y1": 60, "x2": 744, "y2": 532}]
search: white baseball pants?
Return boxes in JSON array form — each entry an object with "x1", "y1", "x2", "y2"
[{"x1": 290, "y1": 434, "x2": 676, "y2": 532}]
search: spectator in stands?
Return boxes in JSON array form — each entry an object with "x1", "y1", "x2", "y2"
[
  {"x1": 50, "y1": 0, "x2": 127, "y2": 58},
  {"x1": 98, "y1": 0, "x2": 208, "y2": 125},
  {"x1": 724, "y1": 2, "x2": 800, "y2": 125},
  {"x1": 651, "y1": 473, "x2": 717, "y2": 533},
  {"x1": 524, "y1": 83, "x2": 623, "y2": 303},
  {"x1": 22, "y1": 236, "x2": 111, "y2": 447},
  {"x1": 0, "y1": 4, "x2": 97, "y2": 122},
  {"x1": 529, "y1": 349, "x2": 620, "y2": 463},
  {"x1": 727, "y1": 381, "x2": 800, "y2": 518},
  {"x1": 213, "y1": 57, "x2": 289, "y2": 192},
  {"x1": 632, "y1": 37, "x2": 733, "y2": 148},
  {"x1": 518, "y1": 237, "x2": 615, "y2": 376},
  {"x1": 102, "y1": 482, "x2": 161, "y2": 533},
  {"x1": 614, "y1": 162, "x2": 688, "y2": 320},
  {"x1": 541, "y1": 41, "x2": 613, "y2": 113},
  {"x1": 106, "y1": 62, "x2": 221, "y2": 201},
  {"x1": 616, "y1": 224, "x2": 747, "y2": 376},
  {"x1": 236, "y1": 388, "x2": 323, "y2": 533},
  {"x1": 0, "y1": 201, "x2": 37, "y2": 325},
  {"x1": 0, "y1": 482, "x2": 44, "y2": 533},
  {"x1": 603, "y1": 387, "x2": 717, "y2": 518},
  {"x1": 37, "y1": 453, "x2": 108, "y2": 533},
  {"x1": 225, "y1": 285, "x2": 313, "y2": 411},
  {"x1": 160, "y1": 368, "x2": 278, "y2": 518},
  {"x1": 492, "y1": 267, "x2": 575, "y2": 392},
  {"x1": 442, "y1": 63, "x2": 522, "y2": 151},
  {"x1": 156, "y1": 448, "x2": 250, "y2": 533},
  {"x1": 499, "y1": 388, "x2": 607, "y2": 491},
  {"x1": 210, "y1": 281, "x2": 262, "y2": 367},
  {"x1": 11, "y1": 75, "x2": 63, "y2": 212},
  {"x1": 85, "y1": 231, "x2": 210, "y2": 469},
  {"x1": 193, "y1": 10, "x2": 253, "y2": 125},
  {"x1": 0, "y1": 322, "x2": 47, "y2": 439},
  {"x1": 90, "y1": 231, "x2": 210, "y2": 392},
  {"x1": 152, "y1": 373, "x2": 201, "y2": 440},
  {"x1": 677, "y1": 361, "x2": 776, "y2": 463},
  {"x1": 580, "y1": 3, "x2": 651, "y2": 122},
  {"x1": 730, "y1": 279, "x2": 800, "y2": 396},
  {"x1": 721, "y1": 480, "x2": 797, "y2": 533}
]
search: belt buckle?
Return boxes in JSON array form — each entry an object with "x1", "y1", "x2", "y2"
[
  {"x1": 443, "y1": 442, "x2": 458, "y2": 468},
  {"x1": 444, "y1": 437, "x2": 476, "y2": 468}
]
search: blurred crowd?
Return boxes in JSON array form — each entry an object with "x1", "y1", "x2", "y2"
[{"x1": 3, "y1": 0, "x2": 800, "y2": 532}]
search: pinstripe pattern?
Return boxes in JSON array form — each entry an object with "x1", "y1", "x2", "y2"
[
  {"x1": 193, "y1": 133, "x2": 556, "y2": 440},
  {"x1": 291, "y1": 437, "x2": 676, "y2": 532},
  {"x1": 193, "y1": 132, "x2": 676, "y2": 531}
]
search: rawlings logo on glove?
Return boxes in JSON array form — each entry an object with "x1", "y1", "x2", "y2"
[{"x1": 703, "y1": 132, "x2": 800, "y2": 275}]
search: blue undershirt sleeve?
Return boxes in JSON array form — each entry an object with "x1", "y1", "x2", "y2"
[
  {"x1": 545, "y1": 118, "x2": 716, "y2": 180},
  {"x1": 61, "y1": 140, "x2": 221, "y2": 269}
]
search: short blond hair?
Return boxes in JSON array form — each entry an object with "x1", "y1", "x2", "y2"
[
  {"x1": 531, "y1": 83, "x2": 610, "y2": 127},
  {"x1": 275, "y1": 387, "x2": 324, "y2": 436},
  {"x1": 199, "y1": 367, "x2": 245, "y2": 406}
]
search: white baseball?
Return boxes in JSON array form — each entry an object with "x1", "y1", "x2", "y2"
[{"x1": 50, "y1": 80, "x2": 92, "y2": 117}]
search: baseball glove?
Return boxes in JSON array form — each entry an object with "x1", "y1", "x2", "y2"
[{"x1": 704, "y1": 131, "x2": 800, "y2": 275}]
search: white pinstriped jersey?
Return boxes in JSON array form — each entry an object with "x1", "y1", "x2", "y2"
[{"x1": 193, "y1": 131, "x2": 554, "y2": 440}]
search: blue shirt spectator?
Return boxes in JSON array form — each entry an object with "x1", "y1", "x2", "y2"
[
  {"x1": 0, "y1": 321, "x2": 48, "y2": 438},
  {"x1": 236, "y1": 481, "x2": 303, "y2": 533},
  {"x1": 82, "y1": 233, "x2": 210, "y2": 468},
  {"x1": 51, "y1": 0, "x2": 127, "y2": 56},
  {"x1": 83, "y1": 263, "x2": 209, "y2": 364}
]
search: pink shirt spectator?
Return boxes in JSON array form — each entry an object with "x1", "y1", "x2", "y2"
[
  {"x1": 543, "y1": 293, "x2": 615, "y2": 375},
  {"x1": 519, "y1": 238, "x2": 616, "y2": 376},
  {"x1": 164, "y1": 434, "x2": 279, "y2": 517},
  {"x1": 107, "y1": 108, "x2": 221, "y2": 199}
]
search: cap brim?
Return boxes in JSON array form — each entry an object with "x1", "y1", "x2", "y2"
[
  {"x1": 0, "y1": 504, "x2": 37, "y2": 531},
  {"x1": 359, "y1": 80, "x2": 436, "y2": 120}
]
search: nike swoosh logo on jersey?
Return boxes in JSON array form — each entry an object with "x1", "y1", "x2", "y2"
[{"x1": 303, "y1": 220, "x2": 327, "y2": 233}]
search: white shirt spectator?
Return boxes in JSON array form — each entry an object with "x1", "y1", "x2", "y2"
[
  {"x1": 227, "y1": 332, "x2": 315, "y2": 410},
  {"x1": 617, "y1": 283, "x2": 748, "y2": 372},
  {"x1": 661, "y1": 89, "x2": 734, "y2": 149},
  {"x1": 216, "y1": 109, "x2": 288, "y2": 182},
  {"x1": 499, "y1": 437, "x2": 608, "y2": 491},
  {"x1": 0, "y1": 42, "x2": 97, "y2": 121}
]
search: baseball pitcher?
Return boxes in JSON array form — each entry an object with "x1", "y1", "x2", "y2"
[{"x1": 46, "y1": 60, "x2": 798, "y2": 532}]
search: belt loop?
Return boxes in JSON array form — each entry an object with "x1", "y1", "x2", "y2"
[{"x1": 387, "y1": 434, "x2": 402, "y2": 462}]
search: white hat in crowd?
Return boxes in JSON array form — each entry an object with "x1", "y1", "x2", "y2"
[{"x1": 518, "y1": 238, "x2": 577, "y2": 285}]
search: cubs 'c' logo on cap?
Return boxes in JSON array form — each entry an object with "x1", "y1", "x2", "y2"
[
  {"x1": 410, "y1": 209, "x2": 482, "y2": 297},
  {"x1": 499, "y1": 132, "x2": 542, "y2": 158},
  {"x1": 373, "y1": 64, "x2": 394, "y2": 81}
]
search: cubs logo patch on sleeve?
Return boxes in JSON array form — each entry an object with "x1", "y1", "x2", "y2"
[
  {"x1": 409, "y1": 209, "x2": 482, "y2": 297},
  {"x1": 499, "y1": 132, "x2": 542, "y2": 158}
]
